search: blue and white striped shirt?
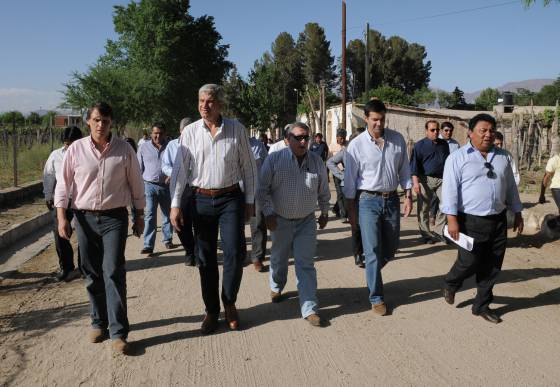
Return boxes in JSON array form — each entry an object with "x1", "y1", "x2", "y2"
[
  {"x1": 441, "y1": 143, "x2": 522, "y2": 216},
  {"x1": 257, "y1": 148, "x2": 330, "y2": 219}
]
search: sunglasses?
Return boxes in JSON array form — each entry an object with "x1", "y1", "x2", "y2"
[
  {"x1": 428, "y1": 128, "x2": 440, "y2": 132},
  {"x1": 443, "y1": 129, "x2": 453, "y2": 133},
  {"x1": 291, "y1": 134, "x2": 310, "y2": 142},
  {"x1": 484, "y1": 162, "x2": 496, "y2": 178}
]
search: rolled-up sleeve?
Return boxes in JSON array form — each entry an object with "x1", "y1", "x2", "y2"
[
  {"x1": 161, "y1": 143, "x2": 175, "y2": 177},
  {"x1": 54, "y1": 150, "x2": 73, "y2": 209},
  {"x1": 440, "y1": 155, "x2": 459, "y2": 215},
  {"x1": 326, "y1": 151, "x2": 344, "y2": 181},
  {"x1": 127, "y1": 147, "x2": 146, "y2": 209},
  {"x1": 343, "y1": 144, "x2": 359, "y2": 199},
  {"x1": 256, "y1": 156, "x2": 275, "y2": 217}
]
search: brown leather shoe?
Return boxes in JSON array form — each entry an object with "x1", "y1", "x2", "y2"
[
  {"x1": 89, "y1": 328, "x2": 108, "y2": 343},
  {"x1": 305, "y1": 313, "x2": 322, "y2": 327},
  {"x1": 253, "y1": 260, "x2": 265, "y2": 272},
  {"x1": 372, "y1": 302, "x2": 387, "y2": 316},
  {"x1": 111, "y1": 338, "x2": 130, "y2": 355},
  {"x1": 270, "y1": 291, "x2": 282, "y2": 303},
  {"x1": 224, "y1": 304, "x2": 239, "y2": 330},
  {"x1": 200, "y1": 313, "x2": 219, "y2": 335},
  {"x1": 475, "y1": 308, "x2": 502, "y2": 324},
  {"x1": 443, "y1": 288, "x2": 455, "y2": 305}
]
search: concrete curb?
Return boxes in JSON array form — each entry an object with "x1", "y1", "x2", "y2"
[
  {"x1": 0, "y1": 211, "x2": 51, "y2": 250},
  {"x1": 0, "y1": 180, "x2": 43, "y2": 208}
]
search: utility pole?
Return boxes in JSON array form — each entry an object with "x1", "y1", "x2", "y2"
[
  {"x1": 341, "y1": 0, "x2": 347, "y2": 130},
  {"x1": 12, "y1": 114, "x2": 17, "y2": 187},
  {"x1": 364, "y1": 22, "x2": 370, "y2": 97},
  {"x1": 320, "y1": 80, "x2": 326, "y2": 134}
]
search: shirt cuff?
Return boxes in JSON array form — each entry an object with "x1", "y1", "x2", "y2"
[{"x1": 440, "y1": 205, "x2": 457, "y2": 216}]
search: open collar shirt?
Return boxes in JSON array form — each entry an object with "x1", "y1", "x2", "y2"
[
  {"x1": 410, "y1": 137, "x2": 450, "y2": 178},
  {"x1": 171, "y1": 117, "x2": 257, "y2": 207},
  {"x1": 54, "y1": 135, "x2": 145, "y2": 211},
  {"x1": 257, "y1": 148, "x2": 330, "y2": 219},
  {"x1": 138, "y1": 139, "x2": 168, "y2": 184},
  {"x1": 441, "y1": 142, "x2": 522, "y2": 216},
  {"x1": 43, "y1": 146, "x2": 66, "y2": 201},
  {"x1": 343, "y1": 128, "x2": 412, "y2": 199}
]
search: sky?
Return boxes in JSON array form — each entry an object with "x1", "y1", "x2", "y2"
[{"x1": 0, "y1": 0, "x2": 558, "y2": 113}]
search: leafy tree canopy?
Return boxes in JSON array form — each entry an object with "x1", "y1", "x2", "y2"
[{"x1": 475, "y1": 88, "x2": 501, "y2": 110}]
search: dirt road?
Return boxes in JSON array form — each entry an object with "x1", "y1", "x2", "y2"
[{"x1": 1, "y1": 196, "x2": 560, "y2": 386}]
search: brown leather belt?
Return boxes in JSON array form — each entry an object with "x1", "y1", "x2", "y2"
[
  {"x1": 359, "y1": 190, "x2": 397, "y2": 199},
  {"x1": 79, "y1": 207, "x2": 127, "y2": 216},
  {"x1": 195, "y1": 184, "x2": 240, "y2": 197}
]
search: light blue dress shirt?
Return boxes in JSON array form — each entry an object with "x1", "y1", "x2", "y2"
[
  {"x1": 343, "y1": 128, "x2": 412, "y2": 199},
  {"x1": 161, "y1": 138, "x2": 179, "y2": 177},
  {"x1": 441, "y1": 143, "x2": 522, "y2": 216},
  {"x1": 137, "y1": 140, "x2": 168, "y2": 183},
  {"x1": 249, "y1": 137, "x2": 268, "y2": 171}
]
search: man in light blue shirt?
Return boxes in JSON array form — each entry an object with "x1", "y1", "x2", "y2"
[
  {"x1": 441, "y1": 113, "x2": 523, "y2": 324},
  {"x1": 161, "y1": 117, "x2": 196, "y2": 266},
  {"x1": 344, "y1": 99, "x2": 412, "y2": 316},
  {"x1": 248, "y1": 135, "x2": 269, "y2": 272},
  {"x1": 138, "y1": 122, "x2": 172, "y2": 254}
]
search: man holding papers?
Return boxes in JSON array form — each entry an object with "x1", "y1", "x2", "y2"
[{"x1": 440, "y1": 114, "x2": 523, "y2": 324}]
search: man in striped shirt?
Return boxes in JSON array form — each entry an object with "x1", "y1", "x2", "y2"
[
  {"x1": 170, "y1": 84, "x2": 257, "y2": 334},
  {"x1": 257, "y1": 122, "x2": 330, "y2": 327}
]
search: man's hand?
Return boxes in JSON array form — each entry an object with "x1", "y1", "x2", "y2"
[
  {"x1": 513, "y1": 212, "x2": 524, "y2": 235},
  {"x1": 413, "y1": 183, "x2": 421, "y2": 195},
  {"x1": 402, "y1": 197, "x2": 412, "y2": 217},
  {"x1": 318, "y1": 214, "x2": 328, "y2": 229},
  {"x1": 58, "y1": 217, "x2": 72, "y2": 240},
  {"x1": 170, "y1": 207, "x2": 184, "y2": 232},
  {"x1": 165, "y1": 176, "x2": 171, "y2": 185},
  {"x1": 447, "y1": 215, "x2": 460, "y2": 241},
  {"x1": 265, "y1": 214, "x2": 277, "y2": 231},
  {"x1": 245, "y1": 203, "x2": 255, "y2": 222},
  {"x1": 46, "y1": 200, "x2": 54, "y2": 211},
  {"x1": 133, "y1": 217, "x2": 145, "y2": 237},
  {"x1": 539, "y1": 194, "x2": 546, "y2": 204}
]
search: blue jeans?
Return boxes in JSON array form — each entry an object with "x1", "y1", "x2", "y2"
[
  {"x1": 193, "y1": 190, "x2": 245, "y2": 314},
  {"x1": 74, "y1": 208, "x2": 129, "y2": 339},
  {"x1": 269, "y1": 213, "x2": 318, "y2": 318},
  {"x1": 143, "y1": 182, "x2": 172, "y2": 249},
  {"x1": 358, "y1": 192, "x2": 400, "y2": 305}
]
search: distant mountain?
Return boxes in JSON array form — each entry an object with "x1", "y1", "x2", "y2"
[{"x1": 464, "y1": 79, "x2": 555, "y2": 103}]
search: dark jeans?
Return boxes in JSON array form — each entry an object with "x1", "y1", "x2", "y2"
[
  {"x1": 52, "y1": 208, "x2": 80, "y2": 272},
  {"x1": 192, "y1": 190, "x2": 245, "y2": 315},
  {"x1": 249, "y1": 206, "x2": 267, "y2": 263},
  {"x1": 333, "y1": 176, "x2": 347, "y2": 218},
  {"x1": 551, "y1": 188, "x2": 560, "y2": 212},
  {"x1": 177, "y1": 188, "x2": 196, "y2": 256},
  {"x1": 74, "y1": 208, "x2": 129, "y2": 339},
  {"x1": 351, "y1": 202, "x2": 363, "y2": 257},
  {"x1": 444, "y1": 211, "x2": 507, "y2": 314}
]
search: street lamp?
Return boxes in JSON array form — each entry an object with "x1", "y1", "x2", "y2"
[{"x1": 293, "y1": 88, "x2": 299, "y2": 119}]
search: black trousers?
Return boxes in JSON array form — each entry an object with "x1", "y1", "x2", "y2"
[
  {"x1": 249, "y1": 207, "x2": 267, "y2": 263},
  {"x1": 176, "y1": 188, "x2": 196, "y2": 256},
  {"x1": 444, "y1": 211, "x2": 507, "y2": 314},
  {"x1": 192, "y1": 190, "x2": 245, "y2": 315},
  {"x1": 332, "y1": 176, "x2": 347, "y2": 218},
  {"x1": 52, "y1": 208, "x2": 81, "y2": 272}
]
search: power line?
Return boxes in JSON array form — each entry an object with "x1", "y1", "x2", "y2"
[{"x1": 346, "y1": 0, "x2": 519, "y2": 31}]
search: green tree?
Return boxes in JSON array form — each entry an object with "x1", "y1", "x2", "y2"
[
  {"x1": 361, "y1": 85, "x2": 413, "y2": 106},
  {"x1": 475, "y1": 88, "x2": 501, "y2": 110},
  {"x1": 247, "y1": 56, "x2": 283, "y2": 131},
  {"x1": 436, "y1": 90, "x2": 454, "y2": 108},
  {"x1": 346, "y1": 39, "x2": 365, "y2": 100},
  {"x1": 27, "y1": 112, "x2": 42, "y2": 126},
  {"x1": 450, "y1": 86, "x2": 467, "y2": 108},
  {"x1": 513, "y1": 88, "x2": 536, "y2": 105},
  {"x1": 64, "y1": 0, "x2": 232, "y2": 129},
  {"x1": 412, "y1": 87, "x2": 436, "y2": 106},
  {"x1": 535, "y1": 77, "x2": 560, "y2": 105},
  {"x1": 523, "y1": 0, "x2": 559, "y2": 6},
  {"x1": 222, "y1": 67, "x2": 253, "y2": 127},
  {"x1": 1, "y1": 111, "x2": 25, "y2": 126},
  {"x1": 297, "y1": 23, "x2": 336, "y2": 88},
  {"x1": 41, "y1": 111, "x2": 57, "y2": 127}
]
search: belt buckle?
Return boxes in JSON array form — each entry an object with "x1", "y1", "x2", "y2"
[{"x1": 381, "y1": 192, "x2": 390, "y2": 199}]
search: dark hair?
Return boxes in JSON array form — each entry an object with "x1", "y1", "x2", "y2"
[
  {"x1": 336, "y1": 129, "x2": 347, "y2": 138},
  {"x1": 315, "y1": 132, "x2": 323, "y2": 139},
  {"x1": 124, "y1": 137, "x2": 137, "y2": 153},
  {"x1": 469, "y1": 113, "x2": 496, "y2": 131},
  {"x1": 86, "y1": 102, "x2": 113, "y2": 120},
  {"x1": 152, "y1": 122, "x2": 166, "y2": 132},
  {"x1": 441, "y1": 121, "x2": 454, "y2": 130},
  {"x1": 425, "y1": 120, "x2": 440, "y2": 130},
  {"x1": 356, "y1": 126, "x2": 366, "y2": 133},
  {"x1": 494, "y1": 131, "x2": 504, "y2": 141},
  {"x1": 62, "y1": 126, "x2": 82, "y2": 142},
  {"x1": 364, "y1": 99, "x2": 387, "y2": 117}
]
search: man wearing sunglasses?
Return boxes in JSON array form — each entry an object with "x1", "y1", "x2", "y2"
[
  {"x1": 441, "y1": 113, "x2": 523, "y2": 324},
  {"x1": 257, "y1": 122, "x2": 330, "y2": 327},
  {"x1": 410, "y1": 120, "x2": 450, "y2": 244},
  {"x1": 344, "y1": 99, "x2": 413, "y2": 316},
  {"x1": 439, "y1": 121, "x2": 460, "y2": 154}
]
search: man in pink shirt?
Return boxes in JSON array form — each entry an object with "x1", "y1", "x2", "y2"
[{"x1": 55, "y1": 102, "x2": 145, "y2": 355}]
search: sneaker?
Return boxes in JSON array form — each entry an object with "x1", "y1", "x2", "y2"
[
  {"x1": 270, "y1": 291, "x2": 282, "y2": 303},
  {"x1": 372, "y1": 302, "x2": 387, "y2": 316},
  {"x1": 141, "y1": 247, "x2": 153, "y2": 255},
  {"x1": 305, "y1": 313, "x2": 322, "y2": 327}
]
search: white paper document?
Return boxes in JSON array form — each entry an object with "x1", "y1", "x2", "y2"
[{"x1": 443, "y1": 225, "x2": 474, "y2": 251}]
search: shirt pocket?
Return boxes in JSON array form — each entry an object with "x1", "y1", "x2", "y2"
[{"x1": 304, "y1": 170, "x2": 319, "y2": 192}]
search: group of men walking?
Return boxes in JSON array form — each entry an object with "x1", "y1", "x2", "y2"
[{"x1": 44, "y1": 83, "x2": 528, "y2": 356}]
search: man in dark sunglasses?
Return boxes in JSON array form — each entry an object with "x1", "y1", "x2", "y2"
[
  {"x1": 410, "y1": 120, "x2": 450, "y2": 244},
  {"x1": 441, "y1": 113, "x2": 523, "y2": 324}
]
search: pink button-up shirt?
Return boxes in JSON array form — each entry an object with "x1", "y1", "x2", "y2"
[{"x1": 54, "y1": 135, "x2": 145, "y2": 211}]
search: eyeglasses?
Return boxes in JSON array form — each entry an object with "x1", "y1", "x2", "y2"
[
  {"x1": 443, "y1": 129, "x2": 453, "y2": 133},
  {"x1": 484, "y1": 162, "x2": 496, "y2": 178},
  {"x1": 428, "y1": 128, "x2": 439, "y2": 132},
  {"x1": 291, "y1": 134, "x2": 310, "y2": 142}
]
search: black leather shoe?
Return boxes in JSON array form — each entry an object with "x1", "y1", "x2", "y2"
[
  {"x1": 475, "y1": 308, "x2": 502, "y2": 324},
  {"x1": 442, "y1": 288, "x2": 455, "y2": 305},
  {"x1": 185, "y1": 254, "x2": 196, "y2": 267},
  {"x1": 354, "y1": 254, "x2": 362, "y2": 266},
  {"x1": 141, "y1": 247, "x2": 153, "y2": 255},
  {"x1": 358, "y1": 255, "x2": 365, "y2": 268},
  {"x1": 422, "y1": 237, "x2": 436, "y2": 245},
  {"x1": 200, "y1": 313, "x2": 219, "y2": 335},
  {"x1": 56, "y1": 270, "x2": 70, "y2": 282}
]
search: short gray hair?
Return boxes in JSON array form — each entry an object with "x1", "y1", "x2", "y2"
[
  {"x1": 179, "y1": 117, "x2": 192, "y2": 130},
  {"x1": 290, "y1": 122, "x2": 310, "y2": 134},
  {"x1": 199, "y1": 84, "x2": 226, "y2": 104}
]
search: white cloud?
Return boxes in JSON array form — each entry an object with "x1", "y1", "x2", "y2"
[{"x1": 0, "y1": 88, "x2": 63, "y2": 114}]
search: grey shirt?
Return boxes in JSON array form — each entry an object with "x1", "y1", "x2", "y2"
[{"x1": 137, "y1": 140, "x2": 168, "y2": 184}]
